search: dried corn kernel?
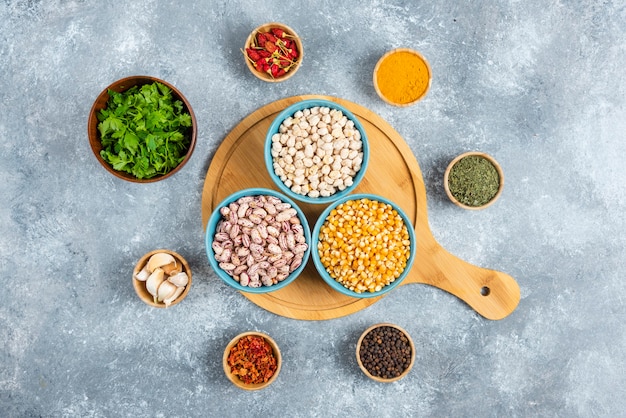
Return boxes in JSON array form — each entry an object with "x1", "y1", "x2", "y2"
[{"x1": 317, "y1": 198, "x2": 411, "y2": 293}]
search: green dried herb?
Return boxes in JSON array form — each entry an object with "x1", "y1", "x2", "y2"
[{"x1": 448, "y1": 155, "x2": 500, "y2": 207}]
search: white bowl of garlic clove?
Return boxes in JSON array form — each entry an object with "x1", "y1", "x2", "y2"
[{"x1": 133, "y1": 249, "x2": 192, "y2": 308}]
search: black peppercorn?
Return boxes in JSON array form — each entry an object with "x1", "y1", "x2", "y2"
[{"x1": 358, "y1": 325, "x2": 413, "y2": 380}]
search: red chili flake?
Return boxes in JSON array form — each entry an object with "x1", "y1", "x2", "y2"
[{"x1": 227, "y1": 335, "x2": 278, "y2": 385}]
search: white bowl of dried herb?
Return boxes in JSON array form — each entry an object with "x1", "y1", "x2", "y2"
[{"x1": 444, "y1": 152, "x2": 503, "y2": 210}]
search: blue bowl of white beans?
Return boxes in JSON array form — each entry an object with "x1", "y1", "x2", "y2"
[
  {"x1": 205, "y1": 188, "x2": 312, "y2": 293},
  {"x1": 311, "y1": 193, "x2": 416, "y2": 299},
  {"x1": 265, "y1": 99, "x2": 369, "y2": 204}
]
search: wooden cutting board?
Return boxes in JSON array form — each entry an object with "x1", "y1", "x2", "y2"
[{"x1": 201, "y1": 95, "x2": 520, "y2": 320}]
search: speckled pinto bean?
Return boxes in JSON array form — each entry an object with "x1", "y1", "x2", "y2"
[
  {"x1": 212, "y1": 195, "x2": 308, "y2": 287},
  {"x1": 271, "y1": 106, "x2": 364, "y2": 198}
]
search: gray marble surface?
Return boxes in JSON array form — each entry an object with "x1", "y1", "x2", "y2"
[{"x1": 1, "y1": 1, "x2": 625, "y2": 417}]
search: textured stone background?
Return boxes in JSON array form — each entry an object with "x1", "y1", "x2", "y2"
[{"x1": 1, "y1": 1, "x2": 625, "y2": 417}]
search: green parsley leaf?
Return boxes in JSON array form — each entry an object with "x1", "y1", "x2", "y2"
[{"x1": 97, "y1": 82, "x2": 192, "y2": 179}]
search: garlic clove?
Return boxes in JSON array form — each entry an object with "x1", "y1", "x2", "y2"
[
  {"x1": 164, "y1": 286, "x2": 185, "y2": 307},
  {"x1": 168, "y1": 272, "x2": 189, "y2": 288},
  {"x1": 157, "y1": 280, "x2": 178, "y2": 302},
  {"x1": 161, "y1": 260, "x2": 181, "y2": 276},
  {"x1": 147, "y1": 253, "x2": 176, "y2": 273},
  {"x1": 146, "y1": 268, "x2": 165, "y2": 302},
  {"x1": 134, "y1": 265, "x2": 150, "y2": 281}
]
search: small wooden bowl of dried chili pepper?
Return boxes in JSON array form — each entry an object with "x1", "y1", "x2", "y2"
[
  {"x1": 223, "y1": 331, "x2": 282, "y2": 390},
  {"x1": 243, "y1": 22, "x2": 303, "y2": 82}
]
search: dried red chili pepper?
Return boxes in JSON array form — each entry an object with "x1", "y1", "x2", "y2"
[
  {"x1": 256, "y1": 32, "x2": 267, "y2": 47},
  {"x1": 246, "y1": 48, "x2": 261, "y2": 61},
  {"x1": 265, "y1": 41, "x2": 277, "y2": 54},
  {"x1": 271, "y1": 27, "x2": 285, "y2": 38},
  {"x1": 270, "y1": 64, "x2": 279, "y2": 78},
  {"x1": 264, "y1": 32, "x2": 278, "y2": 43},
  {"x1": 254, "y1": 58, "x2": 266, "y2": 70}
]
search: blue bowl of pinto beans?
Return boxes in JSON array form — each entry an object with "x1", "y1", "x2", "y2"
[
  {"x1": 311, "y1": 193, "x2": 416, "y2": 299},
  {"x1": 205, "y1": 188, "x2": 312, "y2": 294},
  {"x1": 264, "y1": 99, "x2": 369, "y2": 205}
]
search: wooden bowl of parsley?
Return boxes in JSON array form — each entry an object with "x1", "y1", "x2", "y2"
[{"x1": 88, "y1": 76, "x2": 197, "y2": 182}]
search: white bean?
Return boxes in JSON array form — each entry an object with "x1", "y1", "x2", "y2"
[
  {"x1": 309, "y1": 115, "x2": 320, "y2": 126},
  {"x1": 271, "y1": 106, "x2": 364, "y2": 198}
]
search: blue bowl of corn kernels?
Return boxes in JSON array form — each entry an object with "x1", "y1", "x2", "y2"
[
  {"x1": 205, "y1": 188, "x2": 311, "y2": 294},
  {"x1": 311, "y1": 193, "x2": 416, "y2": 298},
  {"x1": 264, "y1": 99, "x2": 370, "y2": 205}
]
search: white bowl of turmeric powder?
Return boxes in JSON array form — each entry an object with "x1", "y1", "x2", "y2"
[
  {"x1": 373, "y1": 48, "x2": 432, "y2": 107},
  {"x1": 311, "y1": 194, "x2": 416, "y2": 298}
]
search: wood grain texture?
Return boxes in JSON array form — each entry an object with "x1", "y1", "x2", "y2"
[{"x1": 201, "y1": 95, "x2": 520, "y2": 320}]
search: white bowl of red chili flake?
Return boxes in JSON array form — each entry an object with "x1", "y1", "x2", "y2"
[
  {"x1": 223, "y1": 331, "x2": 282, "y2": 390},
  {"x1": 242, "y1": 22, "x2": 303, "y2": 82}
]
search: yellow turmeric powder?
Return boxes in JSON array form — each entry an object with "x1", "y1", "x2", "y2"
[{"x1": 375, "y1": 50, "x2": 430, "y2": 105}]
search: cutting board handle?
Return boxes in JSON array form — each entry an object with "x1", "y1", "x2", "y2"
[{"x1": 409, "y1": 239, "x2": 521, "y2": 320}]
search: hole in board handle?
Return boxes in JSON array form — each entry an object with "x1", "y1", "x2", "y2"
[{"x1": 480, "y1": 286, "x2": 490, "y2": 296}]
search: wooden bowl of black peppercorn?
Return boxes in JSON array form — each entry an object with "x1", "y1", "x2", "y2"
[{"x1": 356, "y1": 323, "x2": 415, "y2": 382}]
